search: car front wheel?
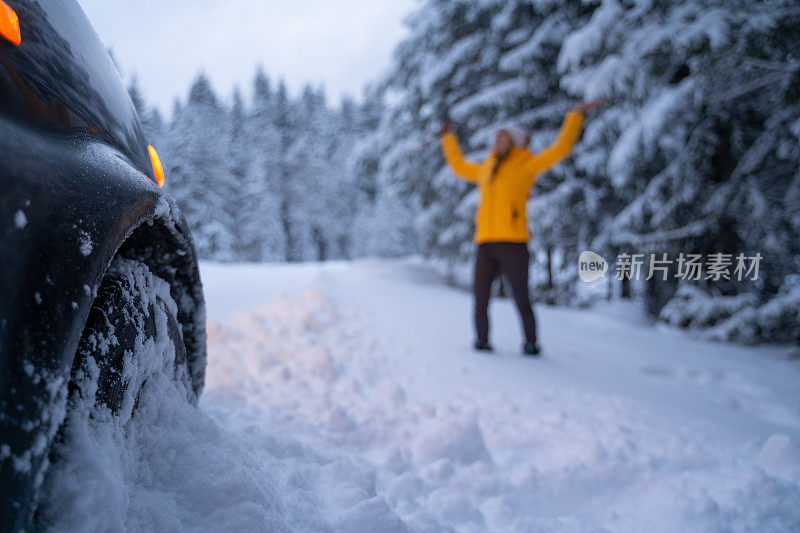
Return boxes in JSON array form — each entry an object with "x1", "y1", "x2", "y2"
[{"x1": 35, "y1": 257, "x2": 195, "y2": 525}]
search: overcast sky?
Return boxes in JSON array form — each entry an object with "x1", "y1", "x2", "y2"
[{"x1": 77, "y1": 0, "x2": 415, "y2": 113}]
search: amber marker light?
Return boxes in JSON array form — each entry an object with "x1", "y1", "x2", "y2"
[
  {"x1": 148, "y1": 145, "x2": 165, "y2": 188},
  {"x1": 0, "y1": 1, "x2": 21, "y2": 46}
]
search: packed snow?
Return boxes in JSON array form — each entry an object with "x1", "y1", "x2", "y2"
[{"x1": 42, "y1": 260, "x2": 800, "y2": 531}]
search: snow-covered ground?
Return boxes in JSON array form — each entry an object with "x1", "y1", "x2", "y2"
[{"x1": 44, "y1": 259, "x2": 800, "y2": 531}]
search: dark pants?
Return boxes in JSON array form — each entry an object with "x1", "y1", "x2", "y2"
[{"x1": 474, "y1": 242, "x2": 537, "y2": 345}]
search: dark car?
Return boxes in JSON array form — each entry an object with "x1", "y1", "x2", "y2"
[{"x1": 0, "y1": 0, "x2": 207, "y2": 528}]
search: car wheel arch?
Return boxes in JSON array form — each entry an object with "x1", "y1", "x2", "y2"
[
  {"x1": 1, "y1": 173, "x2": 206, "y2": 529},
  {"x1": 106, "y1": 200, "x2": 207, "y2": 402}
]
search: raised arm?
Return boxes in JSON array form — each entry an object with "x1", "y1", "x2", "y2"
[
  {"x1": 528, "y1": 110, "x2": 585, "y2": 174},
  {"x1": 440, "y1": 124, "x2": 481, "y2": 183},
  {"x1": 528, "y1": 101, "x2": 602, "y2": 176}
]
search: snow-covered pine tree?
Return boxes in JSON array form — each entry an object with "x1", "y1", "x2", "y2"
[
  {"x1": 557, "y1": 0, "x2": 800, "y2": 337},
  {"x1": 128, "y1": 76, "x2": 165, "y2": 149},
  {"x1": 227, "y1": 86, "x2": 275, "y2": 261},
  {"x1": 281, "y1": 84, "x2": 325, "y2": 261},
  {"x1": 140, "y1": 65, "x2": 379, "y2": 264},
  {"x1": 348, "y1": 84, "x2": 418, "y2": 258},
  {"x1": 241, "y1": 70, "x2": 286, "y2": 261},
  {"x1": 377, "y1": 1, "x2": 510, "y2": 268},
  {"x1": 497, "y1": 1, "x2": 604, "y2": 302},
  {"x1": 380, "y1": 0, "x2": 798, "y2": 342},
  {"x1": 376, "y1": 0, "x2": 598, "y2": 281},
  {"x1": 266, "y1": 80, "x2": 305, "y2": 261},
  {"x1": 162, "y1": 73, "x2": 237, "y2": 260},
  {"x1": 318, "y1": 93, "x2": 357, "y2": 260}
]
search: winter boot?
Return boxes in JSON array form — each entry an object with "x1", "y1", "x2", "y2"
[
  {"x1": 474, "y1": 340, "x2": 493, "y2": 352},
  {"x1": 523, "y1": 342, "x2": 540, "y2": 356}
]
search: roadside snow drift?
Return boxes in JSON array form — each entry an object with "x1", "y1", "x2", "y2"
[{"x1": 41, "y1": 261, "x2": 800, "y2": 532}]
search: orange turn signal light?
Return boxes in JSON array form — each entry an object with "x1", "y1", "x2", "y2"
[
  {"x1": 148, "y1": 145, "x2": 165, "y2": 188},
  {"x1": 0, "y1": 1, "x2": 20, "y2": 46}
]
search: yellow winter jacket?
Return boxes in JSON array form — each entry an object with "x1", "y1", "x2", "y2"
[{"x1": 441, "y1": 111, "x2": 584, "y2": 244}]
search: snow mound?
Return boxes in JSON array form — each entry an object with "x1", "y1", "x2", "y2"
[
  {"x1": 38, "y1": 260, "x2": 287, "y2": 531},
  {"x1": 413, "y1": 414, "x2": 490, "y2": 465},
  {"x1": 200, "y1": 287, "x2": 800, "y2": 531},
  {"x1": 756, "y1": 434, "x2": 800, "y2": 483}
]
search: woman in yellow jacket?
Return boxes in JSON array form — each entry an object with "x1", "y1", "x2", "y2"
[{"x1": 440, "y1": 101, "x2": 600, "y2": 355}]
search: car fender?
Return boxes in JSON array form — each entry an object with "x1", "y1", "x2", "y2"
[{"x1": 0, "y1": 114, "x2": 206, "y2": 527}]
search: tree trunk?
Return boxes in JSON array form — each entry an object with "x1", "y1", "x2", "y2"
[
  {"x1": 621, "y1": 276, "x2": 631, "y2": 299},
  {"x1": 313, "y1": 227, "x2": 326, "y2": 262},
  {"x1": 280, "y1": 198, "x2": 293, "y2": 262}
]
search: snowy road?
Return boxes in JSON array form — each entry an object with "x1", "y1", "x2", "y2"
[{"x1": 46, "y1": 260, "x2": 800, "y2": 531}]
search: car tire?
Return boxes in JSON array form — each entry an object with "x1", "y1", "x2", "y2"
[
  {"x1": 68, "y1": 256, "x2": 194, "y2": 420},
  {"x1": 33, "y1": 257, "x2": 194, "y2": 526}
]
